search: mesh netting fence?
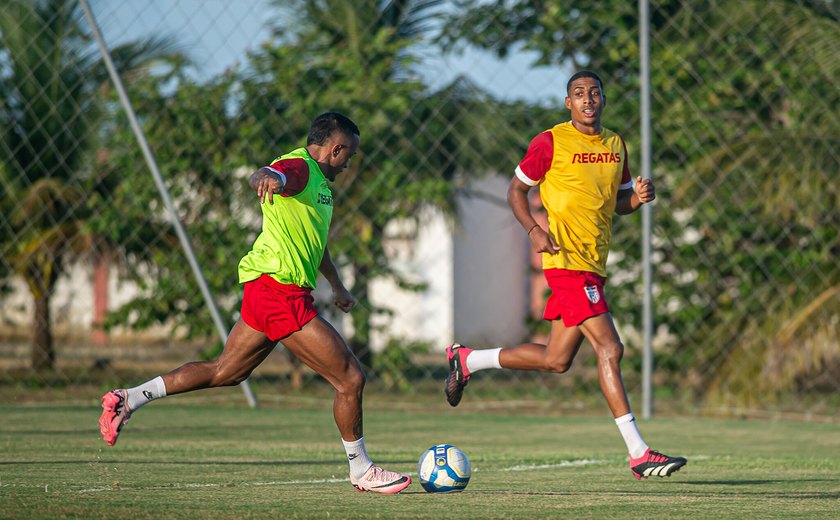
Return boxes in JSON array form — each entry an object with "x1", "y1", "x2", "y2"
[{"x1": 1, "y1": 0, "x2": 838, "y2": 419}]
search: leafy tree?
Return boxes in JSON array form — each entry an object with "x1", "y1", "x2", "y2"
[
  {"x1": 651, "y1": 1, "x2": 840, "y2": 408},
  {"x1": 236, "y1": 0, "x2": 536, "y2": 364},
  {"x1": 0, "y1": 0, "x2": 177, "y2": 370},
  {"x1": 92, "y1": 65, "x2": 252, "y2": 347},
  {"x1": 20, "y1": 0, "x2": 542, "y2": 379},
  {"x1": 439, "y1": 0, "x2": 840, "y2": 407}
]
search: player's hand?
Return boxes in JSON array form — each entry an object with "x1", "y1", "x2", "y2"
[
  {"x1": 333, "y1": 286, "x2": 356, "y2": 313},
  {"x1": 635, "y1": 176, "x2": 656, "y2": 204},
  {"x1": 529, "y1": 227, "x2": 561, "y2": 255},
  {"x1": 257, "y1": 172, "x2": 284, "y2": 205}
]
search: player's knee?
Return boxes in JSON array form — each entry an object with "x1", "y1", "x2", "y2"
[
  {"x1": 598, "y1": 341, "x2": 624, "y2": 364},
  {"x1": 225, "y1": 370, "x2": 251, "y2": 386},
  {"x1": 344, "y1": 367, "x2": 366, "y2": 395},
  {"x1": 211, "y1": 362, "x2": 251, "y2": 387},
  {"x1": 545, "y1": 358, "x2": 572, "y2": 374},
  {"x1": 332, "y1": 365, "x2": 365, "y2": 397}
]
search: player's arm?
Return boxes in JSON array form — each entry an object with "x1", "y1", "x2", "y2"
[
  {"x1": 319, "y1": 246, "x2": 356, "y2": 313},
  {"x1": 507, "y1": 177, "x2": 538, "y2": 235},
  {"x1": 509, "y1": 132, "x2": 561, "y2": 254},
  {"x1": 614, "y1": 138, "x2": 654, "y2": 215},
  {"x1": 616, "y1": 176, "x2": 655, "y2": 215},
  {"x1": 507, "y1": 177, "x2": 561, "y2": 254},
  {"x1": 249, "y1": 166, "x2": 286, "y2": 205}
]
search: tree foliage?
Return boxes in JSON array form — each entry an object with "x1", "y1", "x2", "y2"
[
  {"x1": 93, "y1": 66, "x2": 251, "y2": 345},
  {"x1": 236, "y1": 0, "x2": 534, "y2": 362},
  {"x1": 0, "y1": 0, "x2": 178, "y2": 369},
  {"x1": 67, "y1": 0, "x2": 538, "y2": 367},
  {"x1": 440, "y1": 0, "x2": 840, "y2": 406}
]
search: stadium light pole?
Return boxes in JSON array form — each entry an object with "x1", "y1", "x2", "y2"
[
  {"x1": 80, "y1": 0, "x2": 257, "y2": 408},
  {"x1": 639, "y1": 0, "x2": 654, "y2": 419}
]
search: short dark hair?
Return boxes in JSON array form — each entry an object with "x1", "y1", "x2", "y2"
[
  {"x1": 566, "y1": 70, "x2": 603, "y2": 96},
  {"x1": 307, "y1": 112, "x2": 360, "y2": 145}
]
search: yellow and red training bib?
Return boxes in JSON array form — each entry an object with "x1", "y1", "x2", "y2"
[{"x1": 515, "y1": 121, "x2": 632, "y2": 277}]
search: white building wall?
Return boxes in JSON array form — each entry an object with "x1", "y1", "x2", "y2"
[
  {"x1": 2, "y1": 263, "x2": 97, "y2": 335},
  {"x1": 452, "y1": 175, "x2": 529, "y2": 347},
  {"x1": 368, "y1": 208, "x2": 454, "y2": 352},
  {"x1": 2, "y1": 176, "x2": 530, "y2": 350},
  {"x1": 367, "y1": 174, "x2": 529, "y2": 352},
  {"x1": 0, "y1": 261, "x2": 168, "y2": 339}
]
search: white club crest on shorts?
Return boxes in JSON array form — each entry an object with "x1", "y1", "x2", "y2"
[{"x1": 584, "y1": 285, "x2": 600, "y2": 304}]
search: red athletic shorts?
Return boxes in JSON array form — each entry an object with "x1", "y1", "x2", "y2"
[
  {"x1": 240, "y1": 274, "x2": 318, "y2": 341},
  {"x1": 543, "y1": 268, "x2": 610, "y2": 327}
]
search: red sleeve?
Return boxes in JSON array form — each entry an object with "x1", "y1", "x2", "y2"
[
  {"x1": 515, "y1": 131, "x2": 553, "y2": 185},
  {"x1": 268, "y1": 157, "x2": 309, "y2": 197},
  {"x1": 619, "y1": 139, "x2": 632, "y2": 188}
]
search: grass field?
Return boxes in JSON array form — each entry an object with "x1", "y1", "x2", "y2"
[{"x1": 2, "y1": 391, "x2": 838, "y2": 519}]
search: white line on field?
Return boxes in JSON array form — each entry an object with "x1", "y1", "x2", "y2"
[
  {"x1": 501, "y1": 458, "x2": 610, "y2": 471},
  {"x1": 76, "y1": 456, "x2": 706, "y2": 493},
  {"x1": 77, "y1": 477, "x2": 352, "y2": 493}
]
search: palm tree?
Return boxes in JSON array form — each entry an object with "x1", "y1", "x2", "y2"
[{"x1": 0, "y1": 0, "x2": 176, "y2": 370}]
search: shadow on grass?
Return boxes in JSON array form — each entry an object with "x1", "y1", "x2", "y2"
[
  {"x1": 436, "y1": 487, "x2": 840, "y2": 501},
  {"x1": 684, "y1": 479, "x2": 838, "y2": 486}
]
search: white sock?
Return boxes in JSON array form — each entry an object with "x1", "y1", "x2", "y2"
[
  {"x1": 342, "y1": 436, "x2": 374, "y2": 479},
  {"x1": 465, "y1": 348, "x2": 502, "y2": 373},
  {"x1": 126, "y1": 376, "x2": 167, "y2": 411},
  {"x1": 615, "y1": 413, "x2": 649, "y2": 459}
]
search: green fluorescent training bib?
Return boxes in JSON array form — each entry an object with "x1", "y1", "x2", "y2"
[{"x1": 237, "y1": 148, "x2": 333, "y2": 289}]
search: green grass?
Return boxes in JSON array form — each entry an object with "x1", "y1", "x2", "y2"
[{"x1": 1, "y1": 392, "x2": 838, "y2": 519}]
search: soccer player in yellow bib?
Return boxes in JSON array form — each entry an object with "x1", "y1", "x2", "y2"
[
  {"x1": 445, "y1": 71, "x2": 687, "y2": 481},
  {"x1": 99, "y1": 113, "x2": 410, "y2": 494}
]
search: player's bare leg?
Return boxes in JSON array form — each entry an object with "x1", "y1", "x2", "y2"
[
  {"x1": 281, "y1": 316, "x2": 410, "y2": 494},
  {"x1": 577, "y1": 313, "x2": 631, "y2": 417},
  {"x1": 280, "y1": 316, "x2": 366, "y2": 440},
  {"x1": 579, "y1": 312, "x2": 686, "y2": 479},
  {"x1": 100, "y1": 319, "x2": 274, "y2": 446},
  {"x1": 162, "y1": 320, "x2": 277, "y2": 394},
  {"x1": 499, "y1": 319, "x2": 586, "y2": 373},
  {"x1": 445, "y1": 320, "x2": 584, "y2": 406}
]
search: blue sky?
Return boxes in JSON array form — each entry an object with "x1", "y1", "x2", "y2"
[{"x1": 89, "y1": 0, "x2": 568, "y2": 104}]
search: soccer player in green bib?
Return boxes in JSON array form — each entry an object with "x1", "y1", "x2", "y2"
[{"x1": 99, "y1": 112, "x2": 411, "y2": 494}]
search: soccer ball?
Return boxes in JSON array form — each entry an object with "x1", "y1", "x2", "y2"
[{"x1": 417, "y1": 443, "x2": 471, "y2": 493}]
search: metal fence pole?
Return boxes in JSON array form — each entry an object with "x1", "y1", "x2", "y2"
[
  {"x1": 79, "y1": 0, "x2": 257, "y2": 408},
  {"x1": 638, "y1": 0, "x2": 654, "y2": 419}
]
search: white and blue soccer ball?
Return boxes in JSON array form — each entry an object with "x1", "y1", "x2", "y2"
[{"x1": 418, "y1": 443, "x2": 471, "y2": 493}]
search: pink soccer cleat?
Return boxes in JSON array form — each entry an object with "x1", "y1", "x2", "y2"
[
  {"x1": 99, "y1": 389, "x2": 132, "y2": 446},
  {"x1": 350, "y1": 465, "x2": 411, "y2": 494},
  {"x1": 444, "y1": 343, "x2": 472, "y2": 407}
]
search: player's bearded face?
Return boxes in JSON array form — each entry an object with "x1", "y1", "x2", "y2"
[
  {"x1": 566, "y1": 78, "x2": 604, "y2": 127},
  {"x1": 325, "y1": 134, "x2": 360, "y2": 180}
]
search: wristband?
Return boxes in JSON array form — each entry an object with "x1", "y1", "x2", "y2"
[{"x1": 527, "y1": 224, "x2": 540, "y2": 236}]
